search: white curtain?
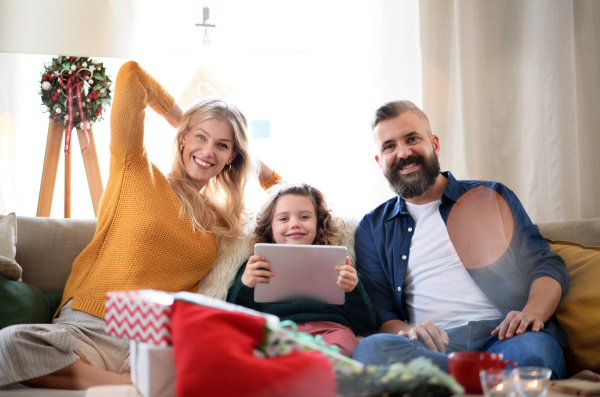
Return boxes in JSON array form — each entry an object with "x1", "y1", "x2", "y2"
[
  {"x1": 420, "y1": 0, "x2": 600, "y2": 223},
  {"x1": 0, "y1": 55, "x2": 18, "y2": 212}
]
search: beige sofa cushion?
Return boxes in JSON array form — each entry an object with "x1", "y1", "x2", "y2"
[{"x1": 11, "y1": 216, "x2": 97, "y2": 293}]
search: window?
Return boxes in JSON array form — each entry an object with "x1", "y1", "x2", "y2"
[{"x1": 0, "y1": 0, "x2": 421, "y2": 219}]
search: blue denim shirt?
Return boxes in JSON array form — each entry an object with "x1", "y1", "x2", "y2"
[{"x1": 355, "y1": 172, "x2": 569, "y2": 347}]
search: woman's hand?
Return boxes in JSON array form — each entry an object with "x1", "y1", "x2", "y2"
[
  {"x1": 335, "y1": 257, "x2": 358, "y2": 292},
  {"x1": 163, "y1": 103, "x2": 182, "y2": 129},
  {"x1": 257, "y1": 159, "x2": 275, "y2": 184},
  {"x1": 241, "y1": 255, "x2": 276, "y2": 289}
]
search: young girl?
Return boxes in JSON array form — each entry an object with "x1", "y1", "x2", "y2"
[{"x1": 227, "y1": 183, "x2": 381, "y2": 357}]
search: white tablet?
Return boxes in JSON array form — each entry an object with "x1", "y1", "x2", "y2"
[{"x1": 253, "y1": 243, "x2": 347, "y2": 305}]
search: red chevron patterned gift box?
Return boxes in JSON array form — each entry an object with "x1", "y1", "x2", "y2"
[{"x1": 105, "y1": 289, "x2": 175, "y2": 347}]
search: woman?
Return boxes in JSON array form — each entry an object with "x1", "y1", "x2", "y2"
[{"x1": 0, "y1": 61, "x2": 280, "y2": 389}]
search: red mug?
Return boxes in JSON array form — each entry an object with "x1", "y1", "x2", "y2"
[{"x1": 448, "y1": 352, "x2": 516, "y2": 394}]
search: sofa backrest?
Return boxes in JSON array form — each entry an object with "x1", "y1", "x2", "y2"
[
  {"x1": 2, "y1": 214, "x2": 599, "y2": 294},
  {"x1": 6, "y1": 215, "x2": 97, "y2": 293},
  {"x1": 536, "y1": 218, "x2": 600, "y2": 247}
]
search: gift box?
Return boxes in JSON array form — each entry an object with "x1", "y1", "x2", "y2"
[
  {"x1": 175, "y1": 292, "x2": 364, "y2": 373},
  {"x1": 130, "y1": 340, "x2": 176, "y2": 397},
  {"x1": 105, "y1": 290, "x2": 174, "y2": 347},
  {"x1": 106, "y1": 290, "x2": 363, "y2": 375},
  {"x1": 174, "y1": 291, "x2": 279, "y2": 325}
]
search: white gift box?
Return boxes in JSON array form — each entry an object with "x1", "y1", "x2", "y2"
[{"x1": 130, "y1": 340, "x2": 175, "y2": 397}]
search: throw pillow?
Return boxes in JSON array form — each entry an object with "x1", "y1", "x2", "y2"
[
  {"x1": 0, "y1": 274, "x2": 63, "y2": 330},
  {"x1": 0, "y1": 255, "x2": 22, "y2": 281},
  {"x1": 0, "y1": 213, "x2": 17, "y2": 261},
  {"x1": 0, "y1": 213, "x2": 21, "y2": 281},
  {"x1": 548, "y1": 239, "x2": 600, "y2": 376}
]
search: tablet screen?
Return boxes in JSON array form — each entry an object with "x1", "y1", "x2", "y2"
[{"x1": 253, "y1": 243, "x2": 347, "y2": 305}]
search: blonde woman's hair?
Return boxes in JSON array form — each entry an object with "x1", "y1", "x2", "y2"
[
  {"x1": 169, "y1": 97, "x2": 253, "y2": 241},
  {"x1": 254, "y1": 183, "x2": 345, "y2": 246}
]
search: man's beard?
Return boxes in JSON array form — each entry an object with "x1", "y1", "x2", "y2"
[{"x1": 384, "y1": 150, "x2": 441, "y2": 199}]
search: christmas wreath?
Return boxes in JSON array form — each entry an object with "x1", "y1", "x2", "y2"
[{"x1": 39, "y1": 56, "x2": 112, "y2": 154}]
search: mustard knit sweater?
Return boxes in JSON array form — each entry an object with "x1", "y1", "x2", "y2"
[{"x1": 58, "y1": 61, "x2": 219, "y2": 319}]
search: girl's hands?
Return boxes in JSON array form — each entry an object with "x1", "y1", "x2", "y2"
[
  {"x1": 243, "y1": 255, "x2": 357, "y2": 292},
  {"x1": 335, "y1": 256, "x2": 358, "y2": 293},
  {"x1": 241, "y1": 255, "x2": 276, "y2": 289}
]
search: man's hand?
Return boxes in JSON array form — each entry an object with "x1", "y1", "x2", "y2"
[
  {"x1": 491, "y1": 310, "x2": 545, "y2": 341},
  {"x1": 491, "y1": 277, "x2": 561, "y2": 341},
  {"x1": 398, "y1": 321, "x2": 450, "y2": 353},
  {"x1": 335, "y1": 257, "x2": 358, "y2": 292},
  {"x1": 571, "y1": 370, "x2": 600, "y2": 382},
  {"x1": 241, "y1": 255, "x2": 275, "y2": 289}
]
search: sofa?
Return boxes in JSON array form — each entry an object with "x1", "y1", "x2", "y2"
[{"x1": 1, "y1": 214, "x2": 599, "y2": 396}]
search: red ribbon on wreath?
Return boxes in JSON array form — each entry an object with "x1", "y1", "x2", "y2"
[{"x1": 58, "y1": 73, "x2": 90, "y2": 154}]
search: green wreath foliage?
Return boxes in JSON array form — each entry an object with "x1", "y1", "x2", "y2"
[{"x1": 39, "y1": 56, "x2": 112, "y2": 128}]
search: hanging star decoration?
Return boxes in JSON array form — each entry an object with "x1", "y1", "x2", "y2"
[{"x1": 39, "y1": 56, "x2": 113, "y2": 154}]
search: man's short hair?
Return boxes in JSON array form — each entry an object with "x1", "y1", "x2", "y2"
[{"x1": 371, "y1": 100, "x2": 432, "y2": 136}]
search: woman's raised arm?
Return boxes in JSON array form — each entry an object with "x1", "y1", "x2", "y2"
[
  {"x1": 258, "y1": 161, "x2": 274, "y2": 184},
  {"x1": 163, "y1": 103, "x2": 183, "y2": 129},
  {"x1": 110, "y1": 61, "x2": 175, "y2": 161}
]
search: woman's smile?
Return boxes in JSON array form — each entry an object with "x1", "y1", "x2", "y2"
[{"x1": 193, "y1": 156, "x2": 215, "y2": 168}]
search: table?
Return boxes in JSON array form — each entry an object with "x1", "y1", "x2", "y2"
[
  {"x1": 84, "y1": 386, "x2": 582, "y2": 397},
  {"x1": 85, "y1": 385, "x2": 142, "y2": 397}
]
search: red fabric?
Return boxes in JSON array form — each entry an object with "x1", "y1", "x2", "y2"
[
  {"x1": 296, "y1": 321, "x2": 359, "y2": 357},
  {"x1": 171, "y1": 300, "x2": 336, "y2": 397},
  {"x1": 57, "y1": 72, "x2": 89, "y2": 154}
]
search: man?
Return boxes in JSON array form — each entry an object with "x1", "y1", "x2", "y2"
[{"x1": 352, "y1": 101, "x2": 569, "y2": 378}]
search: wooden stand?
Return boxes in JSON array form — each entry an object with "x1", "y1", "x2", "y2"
[{"x1": 36, "y1": 121, "x2": 104, "y2": 218}]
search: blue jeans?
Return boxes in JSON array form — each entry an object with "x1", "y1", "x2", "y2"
[{"x1": 352, "y1": 319, "x2": 565, "y2": 379}]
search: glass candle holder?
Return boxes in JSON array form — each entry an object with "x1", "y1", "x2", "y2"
[
  {"x1": 511, "y1": 367, "x2": 552, "y2": 397},
  {"x1": 480, "y1": 369, "x2": 514, "y2": 397}
]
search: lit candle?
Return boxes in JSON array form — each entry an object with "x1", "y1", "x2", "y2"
[
  {"x1": 527, "y1": 380, "x2": 541, "y2": 391},
  {"x1": 487, "y1": 380, "x2": 512, "y2": 397},
  {"x1": 518, "y1": 376, "x2": 547, "y2": 397},
  {"x1": 512, "y1": 367, "x2": 551, "y2": 397}
]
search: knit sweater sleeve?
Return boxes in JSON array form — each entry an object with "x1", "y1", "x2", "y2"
[
  {"x1": 342, "y1": 272, "x2": 382, "y2": 336},
  {"x1": 226, "y1": 260, "x2": 257, "y2": 309},
  {"x1": 110, "y1": 61, "x2": 175, "y2": 162},
  {"x1": 260, "y1": 171, "x2": 282, "y2": 190}
]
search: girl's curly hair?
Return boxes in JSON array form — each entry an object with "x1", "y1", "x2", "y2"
[{"x1": 254, "y1": 183, "x2": 345, "y2": 246}]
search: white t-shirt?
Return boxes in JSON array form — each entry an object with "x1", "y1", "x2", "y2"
[{"x1": 403, "y1": 199, "x2": 502, "y2": 330}]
